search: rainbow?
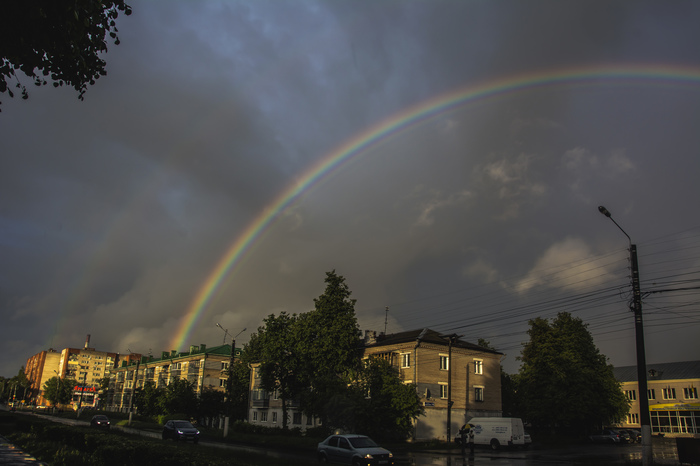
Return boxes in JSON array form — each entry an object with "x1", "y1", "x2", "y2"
[{"x1": 170, "y1": 63, "x2": 700, "y2": 350}]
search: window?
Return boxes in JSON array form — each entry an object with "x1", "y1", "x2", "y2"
[
  {"x1": 627, "y1": 413, "x2": 639, "y2": 424},
  {"x1": 439, "y1": 355, "x2": 449, "y2": 371},
  {"x1": 663, "y1": 388, "x2": 676, "y2": 400},
  {"x1": 260, "y1": 411, "x2": 268, "y2": 422},
  {"x1": 474, "y1": 359, "x2": 483, "y2": 375},
  {"x1": 684, "y1": 387, "x2": 698, "y2": 399},
  {"x1": 219, "y1": 378, "x2": 226, "y2": 387},
  {"x1": 439, "y1": 383, "x2": 448, "y2": 399},
  {"x1": 272, "y1": 412, "x2": 277, "y2": 423},
  {"x1": 293, "y1": 413, "x2": 302, "y2": 425},
  {"x1": 648, "y1": 389, "x2": 656, "y2": 400},
  {"x1": 252, "y1": 411, "x2": 258, "y2": 421},
  {"x1": 625, "y1": 390, "x2": 637, "y2": 401},
  {"x1": 475, "y1": 386, "x2": 484, "y2": 402},
  {"x1": 401, "y1": 353, "x2": 411, "y2": 368},
  {"x1": 306, "y1": 415, "x2": 312, "y2": 426},
  {"x1": 221, "y1": 362, "x2": 229, "y2": 371}
]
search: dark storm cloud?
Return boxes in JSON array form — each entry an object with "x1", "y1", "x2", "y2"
[{"x1": 1, "y1": 0, "x2": 700, "y2": 376}]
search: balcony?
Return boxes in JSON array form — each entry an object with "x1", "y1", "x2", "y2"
[{"x1": 252, "y1": 398, "x2": 269, "y2": 408}]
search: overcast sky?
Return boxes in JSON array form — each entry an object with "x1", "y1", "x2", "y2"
[{"x1": 2, "y1": 0, "x2": 700, "y2": 377}]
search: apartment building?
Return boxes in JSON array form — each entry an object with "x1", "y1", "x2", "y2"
[
  {"x1": 614, "y1": 360, "x2": 700, "y2": 436},
  {"x1": 25, "y1": 335, "x2": 119, "y2": 408},
  {"x1": 247, "y1": 328, "x2": 503, "y2": 440},
  {"x1": 363, "y1": 328, "x2": 503, "y2": 440},
  {"x1": 107, "y1": 344, "x2": 235, "y2": 411}
]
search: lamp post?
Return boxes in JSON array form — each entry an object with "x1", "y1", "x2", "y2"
[
  {"x1": 598, "y1": 206, "x2": 652, "y2": 466},
  {"x1": 216, "y1": 323, "x2": 246, "y2": 437}
]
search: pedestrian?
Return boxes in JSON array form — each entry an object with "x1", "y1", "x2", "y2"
[
  {"x1": 468, "y1": 424, "x2": 475, "y2": 456},
  {"x1": 459, "y1": 424, "x2": 468, "y2": 455}
]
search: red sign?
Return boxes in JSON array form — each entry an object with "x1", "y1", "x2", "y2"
[{"x1": 73, "y1": 386, "x2": 96, "y2": 392}]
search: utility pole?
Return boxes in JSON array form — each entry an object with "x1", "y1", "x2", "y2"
[
  {"x1": 599, "y1": 206, "x2": 652, "y2": 466},
  {"x1": 442, "y1": 333, "x2": 460, "y2": 443},
  {"x1": 216, "y1": 323, "x2": 246, "y2": 437}
]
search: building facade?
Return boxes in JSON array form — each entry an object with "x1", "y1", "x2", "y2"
[
  {"x1": 247, "y1": 328, "x2": 503, "y2": 440},
  {"x1": 107, "y1": 344, "x2": 235, "y2": 411},
  {"x1": 614, "y1": 360, "x2": 700, "y2": 436},
  {"x1": 25, "y1": 335, "x2": 119, "y2": 408}
]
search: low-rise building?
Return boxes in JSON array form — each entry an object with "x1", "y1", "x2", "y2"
[
  {"x1": 247, "y1": 328, "x2": 504, "y2": 440},
  {"x1": 613, "y1": 360, "x2": 700, "y2": 436},
  {"x1": 107, "y1": 344, "x2": 235, "y2": 411}
]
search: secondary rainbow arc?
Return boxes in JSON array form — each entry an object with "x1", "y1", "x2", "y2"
[{"x1": 170, "y1": 63, "x2": 700, "y2": 350}]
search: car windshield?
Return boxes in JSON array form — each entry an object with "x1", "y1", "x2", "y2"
[
  {"x1": 349, "y1": 437, "x2": 378, "y2": 448},
  {"x1": 95, "y1": 416, "x2": 108, "y2": 420},
  {"x1": 174, "y1": 421, "x2": 194, "y2": 428}
]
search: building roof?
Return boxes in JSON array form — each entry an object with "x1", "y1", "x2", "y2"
[
  {"x1": 613, "y1": 360, "x2": 700, "y2": 382},
  {"x1": 117, "y1": 343, "x2": 235, "y2": 368},
  {"x1": 363, "y1": 328, "x2": 502, "y2": 355}
]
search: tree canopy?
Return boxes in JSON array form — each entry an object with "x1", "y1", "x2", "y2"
[
  {"x1": 0, "y1": 0, "x2": 132, "y2": 109},
  {"x1": 42, "y1": 376, "x2": 75, "y2": 407},
  {"x1": 517, "y1": 312, "x2": 629, "y2": 431}
]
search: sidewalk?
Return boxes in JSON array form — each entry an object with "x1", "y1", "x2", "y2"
[{"x1": 0, "y1": 435, "x2": 48, "y2": 465}]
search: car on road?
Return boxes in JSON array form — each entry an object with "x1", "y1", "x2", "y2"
[
  {"x1": 90, "y1": 415, "x2": 111, "y2": 429},
  {"x1": 589, "y1": 429, "x2": 624, "y2": 444},
  {"x1": 317, "y1": 434, "x2": 394, "y2": 465},
  {"x1": 162, "y1": 420, "x2": 200, "y2": 443}
]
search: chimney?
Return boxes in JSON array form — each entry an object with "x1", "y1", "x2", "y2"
[{"x1": 85, "y1": 334, "x2": 91, "y2": 349}]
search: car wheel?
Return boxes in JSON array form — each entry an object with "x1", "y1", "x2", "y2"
[
  {"x1": 161, "y1": 432, "x2": 167, "y2": 440},
  {"x1": 318, "y1": 453, "x2": 328, "y2": 464},
  {"x1": 490, "y1": 439, "x2": 500, "y2": 450},
  {"x1": 352, "y1": 458, "x2": 362, "y2": 466}
]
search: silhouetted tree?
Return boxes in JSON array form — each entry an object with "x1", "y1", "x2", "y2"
[
  {"x1": 518, "y1": 312, "x2": 629, "y2": 432},
  {"x1": 0, "y1": 0, "x2": 132, "y2": 110}
]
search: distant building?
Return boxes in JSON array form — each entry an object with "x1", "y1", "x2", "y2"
[
  {"x1": 613, "y1": 360, "x2": 700, "y2": 436},
  {"x1": 247, "y1": 328, "x2": 504, "y2": 440},
  {"x1": 25, "y1": 335, "x2": 119, "y2": 408},
  {"x1": 107, "y1": 344, "x2": 235, "y2": 411}
]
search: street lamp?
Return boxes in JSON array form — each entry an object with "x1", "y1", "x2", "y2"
[
  {"x1": 216, "y1": 323, "x2": 246, "y2": 438},
  {"x1": 598, "y1": 205, "x2": 652, "y2": 466}
]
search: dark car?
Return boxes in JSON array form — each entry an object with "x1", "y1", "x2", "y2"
[
  {"x1": 90, "y1": 415, "x2": 111, "y2": 429},
  {"x1": 162, "y1": 420, "x2": 200, "y2": 443},
  {"x1": 621, "y1": 428, "x2": 642, "y2": 443},
  {"x1": 589, "y1": 429, "x2": 623, "y2": 444},
  {"x1": 317, "y1": 434, "x2": 394, "y2": 465}
]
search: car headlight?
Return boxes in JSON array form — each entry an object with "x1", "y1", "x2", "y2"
[{"x1": 364, "y1": 454, "x2": 374, "y2": 459}]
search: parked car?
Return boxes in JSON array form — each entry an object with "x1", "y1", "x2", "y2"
[
  {"x1": 617, "y1": 429, "x2": 632, "y2": 443},
  {"x1": 621, "y1": 429, "x2": 642, "y2": 443},
  {"x1": 90, "y1": 415, "x2": 111, "y2": 429},
  {"x1": 589, "y1": 429, "x2": 623, "y2": 444},
  {"x1": 317, "y1": 434, "x2": 394, "y2": 465},
  {"x1": 523, "y1": 431, "x2": 532, "y2": 448},
  {"x1": 162, "y1": 420, "x2": 200, "y2": 443}
]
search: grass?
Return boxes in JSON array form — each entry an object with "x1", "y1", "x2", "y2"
[{"x1": 0, "y1": 410, "x2": 319, "y2": 466}]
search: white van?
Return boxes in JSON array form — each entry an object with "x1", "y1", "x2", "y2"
[{"x1": 466, "y1": 417, "x2": 526, "y2": 450}]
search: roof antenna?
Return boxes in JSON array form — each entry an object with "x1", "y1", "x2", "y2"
[{"x1": 384, "y1": 306, "x2": 389, "y2": 335}]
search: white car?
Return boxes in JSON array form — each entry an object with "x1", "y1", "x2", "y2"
[{"x1": 317, "y1": 434, "x2": 394, "y2": 465}]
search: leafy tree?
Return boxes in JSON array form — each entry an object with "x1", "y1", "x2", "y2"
[
  {"x1": 42, "y1": 376, "x2": 74, "y2": 407},
  {"x1": 294, "y1": 270, "x2": 363, "y2": 424},
  {"x1": 243, "y1": 312, "x2": 300, "y2": 428},
  {"x1": 134, "y1": 380, "x2": 164, "y2": 417},
  {"x1": 159, "y1": 378, "x2": 198, "y2": 417},
  {"x1": 8, "y1": 367, "x2": 31, "y2": 404},
  {"x1": 196, "y1": 388, "x2": 225, "y2": 424},
  {"x1": 349, "y1": 357, "x2": 424, "y2": 441},
  {"x1": 518, "y1": 312, "x2": 629, "y2": 432},
  {"x1": 227, "y1": 360, "x2": 251, "y2": 421},
  {"x1": 0, "y1": 0, "x2": 132, "y2": 110}
]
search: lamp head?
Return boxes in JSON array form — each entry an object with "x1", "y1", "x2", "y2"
[{"x1": 598, "y1": 205, "x2": 612, "y2": 218}]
